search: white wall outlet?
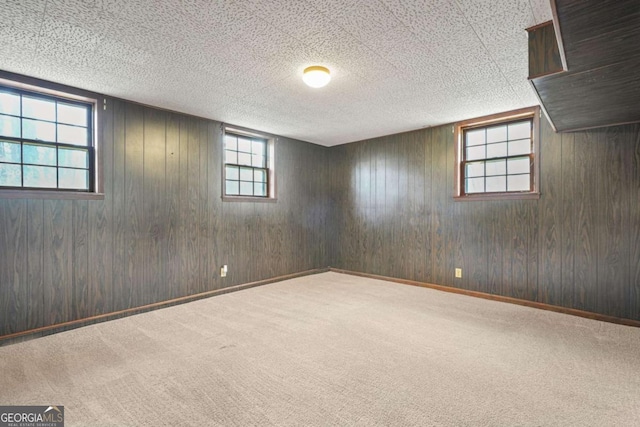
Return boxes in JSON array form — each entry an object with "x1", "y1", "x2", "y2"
[
  {"x1": 221, "y1": 265, "x2": 228, "y2": 277},
  {"x1": 455, "y1": 268, "x2": 462, "y2": 278}
]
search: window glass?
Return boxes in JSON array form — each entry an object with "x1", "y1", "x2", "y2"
[
  {"x1": 223, "y1": 130, "x2": 270, "y2": 199},
  {"x1": 456, "y1": 108, "x2": 538, "y2": 198},
  {"x1": 0, "y1": 84, "x2": 94, "y2": 191}
]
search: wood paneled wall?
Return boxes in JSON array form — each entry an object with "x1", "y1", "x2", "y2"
[
  {"x1": 0, "y1": 99, "x2": 330, "y2": 337},
  {"x1": 329, "y1": 116, "x2": 640, "y2": 322},
  {"x1": 2, "y1": 90, "x2": 640, "y2": 338}
]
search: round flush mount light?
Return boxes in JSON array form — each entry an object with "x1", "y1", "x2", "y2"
[{"x1": 303, "y1": 66, "x2": 331, "y2": 88}]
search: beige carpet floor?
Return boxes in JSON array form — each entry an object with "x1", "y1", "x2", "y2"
[{"x1": 1, "y1": 272, "x2": 639, "y2": 426}]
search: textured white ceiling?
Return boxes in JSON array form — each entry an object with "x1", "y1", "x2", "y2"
[{"x1": 0, "y1": 0, "x2": 552, "y2": 146}]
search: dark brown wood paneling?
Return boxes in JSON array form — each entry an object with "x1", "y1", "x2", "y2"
[
  {"x1": 0, "y1": 87, "x2": 331, "y2": 340},
  {"x1": 164, "y1": 113, "x2": 181, "y2": 299},
  {"x1": 143, "y1": 108, "x2": 166, "y2": 305},
  {"x1": 198, "y1": 120, "x2": 210, "y2": 292},
  {"x1": 43, "y1": 200, "x2": 73, "y2": 325},
  {"x1": 72, "y1": 200, "x2": 89, "y2": 319},
  {"x1": 431, "y1": 126, "x2": 448, "y2": 286},
  {"x1": 418, "y1": 130, "x2": 431, "y2": 283},
  {"x1": 207, "y1": 121, "x2": 221, "y2": 290},
  {"x1": 486, "y1": 201, "x2": 504, "y2": 295},
  {"x1": 527, "y1": 21, "x2": 564, "y2": 78},
  {"x1": 556, "y1": 0, "x2": 640, "y2": 71},
  {"x1": 560, "y1": 132, "x2": 576, "y2": 308},
  {"x1": 0, "y1": 200, "x2": 27, "y2": 335},
  {"x1": 538, "y1": 114, "x2": 562, "y2": 305},
  {"x1": 88, "y1": 98, "x2": 113, "y2": 316},
  {"x1": 331, "y1": 117, "x2": 640, "y2": 323},
  {"x1": 573, "y1": 131, "x2": 598, "y2": 313},
  {"x1": 124, "y1": 102, "x2": 145, "y2": 308},
  {"x1": 186, "y1": 117, "x2": 201, "y2": 294},
  {"x1": 596, "y1": 126, "x2": 630, "y2": 318},
  {"x1": 532, "y1": 59, "x2": 640, "y2": 131},
  {"x1": 26, "y1": 200, "x2": 44, "y2": 330},
  {"x1": 531, "y1": 0, "x2": 640, "y2": 131},
  {"x1": 5, "y1": 72, "x2": 640, "y2": 340},
  {"x1": 632, "y1": 126, "x2": 640, "y2": 319},
  {"x1": 385, "y1": 136, "x2": 399, "y2": 278},
  {"x1": 111, "y1": 98, "x2": 127, "y2": 313}
]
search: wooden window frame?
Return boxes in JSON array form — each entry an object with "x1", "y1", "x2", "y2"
[
  {"x1": 222, "y1": 125, "x2": 276, "y2": 203},
  {"x1": 0, "y1": 71, "x2": 103, "y2": 200},
  {"x1": 454, "y1": 106, "x2": 540, "y2": 201}
]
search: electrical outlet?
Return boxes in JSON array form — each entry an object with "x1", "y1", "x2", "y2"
[
  {"x1": 455, "y1": 268, "x2": 462, "y2": 278},
  {"x1": 221, "y1": 265, "x2": 228, "y2": 277}
]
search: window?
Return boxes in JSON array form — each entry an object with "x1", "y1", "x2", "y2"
[
  {"x1": 223, "y1": 128, "x2": 274, "y2": 200},
  {"x1": 0, "y1": 83, "x2": 95, "y2": 193},
  {"x1": 454, "y1": 106, "x2": 540, "y2": 200}
]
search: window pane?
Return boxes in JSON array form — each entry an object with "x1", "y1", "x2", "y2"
[
  {"x1": 224, "y1": 134, "x2": 237, "y2": 150},
  {"x1": 254, "y1": 169, "x2": 266, "y2": 182},
  {"x1": 466, "y1": 177, "x2": 484, "y2": 193},
  {"x1": 485, "y1": 159, "x2": 506, "y2": 176},
  {"x1": 508, "y1": 157, "x2": 530, "y2": 175},
  {"x1": 252, "y1": 139, "x2": 266, "y2": 155},
  {"x1": 239, "y1": 167, "x2": 253, "y2": 181},
  {"x1": 486, "y1": 142, "x2": 507, "y2": 159},
  {"x1": 58, "y1": 124, "x2": 88, "y2": 145},
  {"x1": 0, "y1": 141, "x2": 21, "y2": 163},
  {"x1": 508, "y1": 121, "x2": 531, "y2": 140},
  {"x1": 225, "y1": 150, "x2": 238, "y2": 164},
  {"x1": 238, "y1": 137, "x2": 252, "y2": 153},
  {"x1": 225, "y1": 180, "x2": 239, "y2": 195},
  {"x1": 486, "y1": 176, "x2": 506, "y2": 192},
  {"x1": 23, "y1": 165, "x2": 56, "y2": 188},
  {"x1": 57, "y1": 103, "x2": 87, "y2": 126},
  {"x1": 59, "y1": 167, "x2": 88, "y2": 189},
  {"x1": 487, "y1": 125, "x2": 507, "y2": 143},
  {"x1": 508, "y1": 174, "x2": 530, "y2": 191},
  {"x1": 252, "y1": 153, "x2": 265, "y2": 167},
  {"x1": 465, "y1": 162, "x2": 484, "y2": 178},
  {"x1": 238, "y1": 152, "x2": 251, "y2": 166},
  {"x1": 465, "y1": 129, "x2": 485, "y2": 146},
  {"x1": 508, "y1": 138, "x2": 531, "y2": 156},
  {"x1": 58, "y1": 147, "x2": 88, "y2": 168},
  {"x1": 0, "y1": 163, "x2": 21, "y2": 186},
  {"x1": 22, "y1": 96, "x2": 56, "y2": 121},
  {"x1": 23, "y1": 119, "x2": 56, "y2": 142},
  {"x1": 23, "y1": 143, "x2": 56, "y2": 166},
  {"x1": 466, "y1": 145, "x2": 485, "y2": 161},
  {"x1": 0, "y1": 92, "x2": 20, "y2": 116},
  {"x1": 0, "y1": 114, "x2": 20, "y2": 138},
  {"x1": 239, "y1": 181, "x2": 253, "y2": 196},
  {"x1": 225, "y1": 165, "x2": 239, "y2": 180},
  {"x1": 254, "y1": 182, "x2": 266, "y2": 196}
]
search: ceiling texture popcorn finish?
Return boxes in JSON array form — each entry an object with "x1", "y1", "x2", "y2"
[{"x1": 0, "y1": 0, "x2": 552, "y2": 146}]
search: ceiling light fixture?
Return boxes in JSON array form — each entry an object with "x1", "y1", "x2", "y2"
[{"x1": 303, "y1": 66, "x2": 331, "y2": 88}]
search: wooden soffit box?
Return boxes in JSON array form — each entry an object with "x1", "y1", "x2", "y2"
[{"x1": 527, "y1": 0, "x2": 640, "y2": 132}]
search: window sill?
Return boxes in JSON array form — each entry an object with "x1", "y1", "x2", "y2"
[
  {"x1": 0, "y1": 190, "x2": 105, "y2": 200},
  {"x1": 454, "y1": 192, "x2": 540, "y2": 202},
  {"x1": 222, "y1": 195, "x2": 277, "y2": 203}
]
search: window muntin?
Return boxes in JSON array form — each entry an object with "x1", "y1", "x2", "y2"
[
  {"x1": 455, "y1": 107, "x2": 539, "y2": 200},
  {"x1": 0, "y1": 85, "x2": 93, "y2": 191},
  {"x1": 224, "y1": 132, "x2": 269, "y2": 198}
]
